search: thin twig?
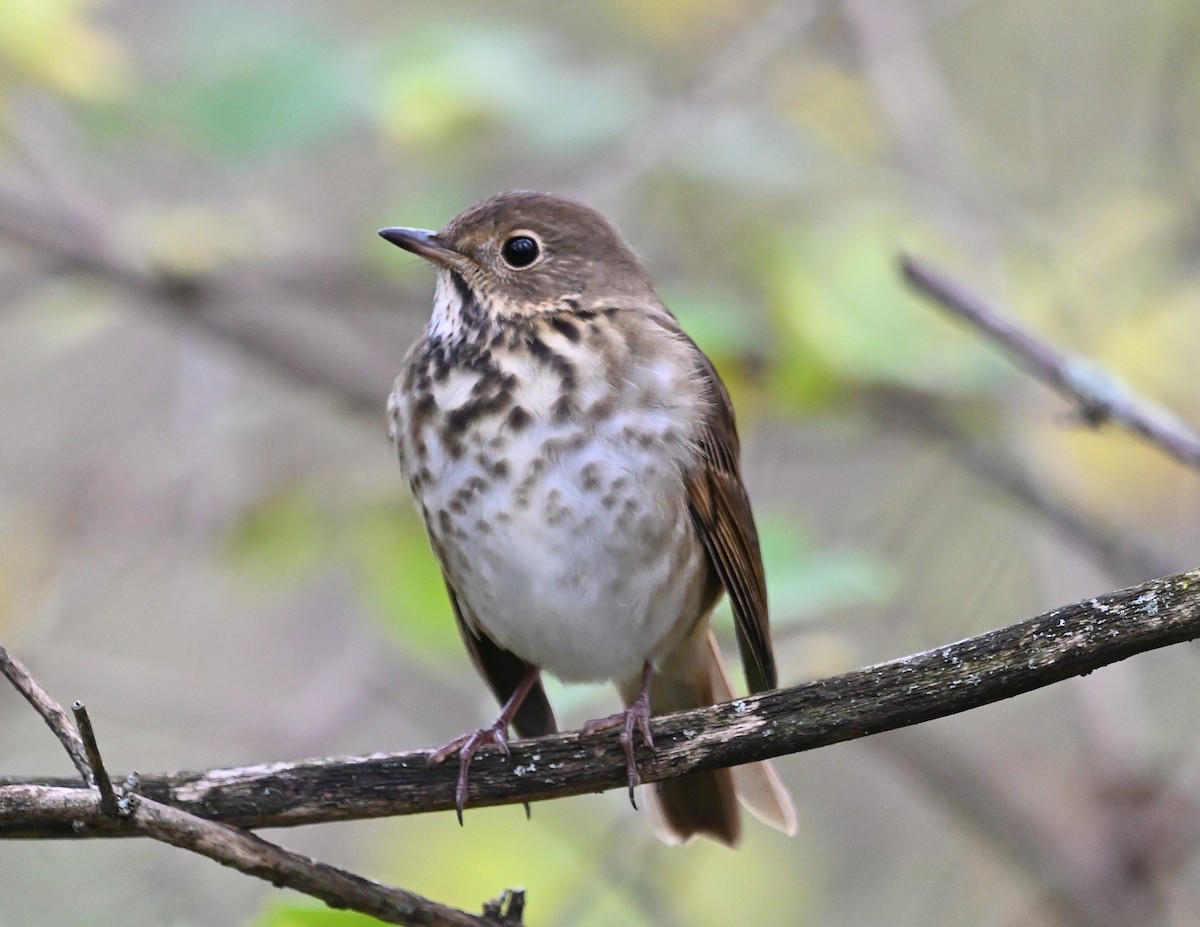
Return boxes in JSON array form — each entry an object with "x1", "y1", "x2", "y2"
[
  {"x1": 71, "y1": 702, "x2": 118, "y2": 817},
  {"x1": 901, "y1": 253, "x2": 1200, "y2": 472},
  {"x1": 0, "y1": 645, "x2": 92, "y2": 782},
  {"x1": 3, "y1": 567, "x2": 1197, "y2": 838},
  {"x1": 128, "y1": 795, "x2": 502, "y2": 927},
  {"x1": 0, "y1": 658, "x2": 514, "y2": 926}
]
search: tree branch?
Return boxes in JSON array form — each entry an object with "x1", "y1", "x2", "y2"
[
  {"x1": 0, "y1": 646, "x2": 92, "y2": 782},
  {"x1": 4, "y1": 568, "x2": 1197, "y2": 839},
  {"x1": 0, "y1": 649, "x2": 517, "y2": 927},
  {"x1": 901, "y1": 253, "x2": 1200, "y2": 472}
]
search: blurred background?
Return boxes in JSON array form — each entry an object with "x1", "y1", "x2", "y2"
[{"x1": 2, "y1": 1, "x2": 1200, "y2": 925}]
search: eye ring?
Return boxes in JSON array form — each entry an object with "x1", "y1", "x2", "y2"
[{"x1": 500, "y1": 232, "x2": 542, "y2": 269}]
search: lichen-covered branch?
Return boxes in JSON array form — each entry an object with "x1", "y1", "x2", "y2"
[{"x1": 901, "y1": 253, "x2": 1200, "y2": 472}]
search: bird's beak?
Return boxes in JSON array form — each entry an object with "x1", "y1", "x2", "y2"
[{"x1": 378, "y1": 227, "x2": 465, "y2": 270}]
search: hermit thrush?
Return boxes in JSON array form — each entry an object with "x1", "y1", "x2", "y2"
[{"x1": 380, "y1": 191, "x2": 795, "y2": 845}]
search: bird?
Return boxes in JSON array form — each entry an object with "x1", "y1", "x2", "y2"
[{"x1": 380, "y1": 191, "x2": 795, "y2": 845}]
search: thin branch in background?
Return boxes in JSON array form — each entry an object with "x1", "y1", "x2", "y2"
[
  {"x1": 901, "y1": 253, "x2": 1200, "y2": 473},
  {"x1": 0, "y1": 646, "x2": 92, "y2": 783},
  {"x1": 3, "y1": 568, "x2": 1197, "y2": 839}
]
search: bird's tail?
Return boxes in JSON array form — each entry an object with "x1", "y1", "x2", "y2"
[{"x1": 635, "y1": 630, "x2": 796, "y2": 846}]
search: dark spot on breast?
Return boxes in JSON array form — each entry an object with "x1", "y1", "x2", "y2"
[
  {"x1": 549, "y1": 315, "x2": 581, "y2": 342},
  {"x1": 474, "y1": 519, "x2": 493, "y2": 535},
  {"x1": 526, "y1": 332, "x2": 577, "y2": 390},
  {"x1": 552, "y1": 394, "x2": 575, "y2": 423},
  {"x1": 527, "y1": 334, "x2": 551, "y2": 362},
  {"x1": 475, "y1": 453, "x2": 509, "y2": 480},
  {"x1": 507, "y1": 405, "x2": 532, "y2": 431},
  {"x1": 442, "y1": 389, "x2": 514, "y2": 443},
  {"x1": 586, "y1": 393, "x2": 617, "y2": 422},
  {"x1": 580, "y1": 462, "x2": 601, "y2": 491}
]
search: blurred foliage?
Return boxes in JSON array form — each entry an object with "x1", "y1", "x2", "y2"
[
  {"x1": 133, "y1": 8, "x2": 364, "y2": 159},
  {"x1": 0, "y1": 0, "x2": 130, "y2": 104},
  {"x1": 228, "y1": 492, "x2": 461, "y2": 657},
  {"x1": 252, "y1": 797, "x2": 811, "y2": 927},
  {"x1": 4, "y1": 1, "x2": 1200, "y2": 926},
  {"x1": 227, "y1": 488, "x2": 328, "y2": 584},
  {"x1": 348, "y1": 505, "x2": 463, "y2": 658},
  {"x1": 757, "y1": 518, "x2": 896, "y2": 623},
  {"x1": 762, "y1": 208, "x2": 1005, "y2": 404},
  {"x1": 376, "y1": 22, "x2": 647, "y2": 153}
]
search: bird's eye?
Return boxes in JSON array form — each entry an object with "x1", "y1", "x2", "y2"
[{"x1": 500, "y1": 234, "x2": 540, "y2": 268}]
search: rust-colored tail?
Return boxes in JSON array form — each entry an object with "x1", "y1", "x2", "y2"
[{"x1": 635, "y1": 631, "x2": 796, "y2": 846}]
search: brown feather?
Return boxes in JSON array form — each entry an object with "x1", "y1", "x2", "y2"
[{"x1": 683, "y1": 351, "x2": 775, "y2": 693}]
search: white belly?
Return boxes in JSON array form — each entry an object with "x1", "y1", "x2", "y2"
[{"x1": 422, "y1": 418, "x2": 709, "y2": 685}]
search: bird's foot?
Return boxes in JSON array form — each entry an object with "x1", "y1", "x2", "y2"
[
  {"x1": 582, "y1": 665, "x2": 655, "y2": 807},
  {"x1": 429, "y1": 670, "x2": 540, "y2": 824},
  {"x1": 429, "y1": 721, "x2": 511, "y2": 824}
]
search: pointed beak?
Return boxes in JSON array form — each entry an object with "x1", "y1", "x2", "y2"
[{"x1": 378, "y1": 227, "x2": 464, "y2": 270}]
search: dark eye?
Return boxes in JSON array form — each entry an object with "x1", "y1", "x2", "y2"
[{"x1": 501, "y1": 234, "x2": 540, "y2": 268}]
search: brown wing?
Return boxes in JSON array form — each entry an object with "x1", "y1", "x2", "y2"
[
  {"x1": 683, "y1": 352, "x2": 776, "y2": 694},
  {"x1": 441, "y1": 572, "x2": 558, "y2": 738}
]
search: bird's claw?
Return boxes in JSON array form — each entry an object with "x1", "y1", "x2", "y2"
[
  {"x1": 582, "y1": 691, "x2": 654, "y2": 808},
  {"x1": 430, "y1": 722, "x2": 511, "y2": 824}
]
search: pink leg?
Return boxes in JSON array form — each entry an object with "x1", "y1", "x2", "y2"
[
  {"x1": 430, "y1": 670, "x2": 540, "y2": 823},
  {"x1": 581, "y1": 662, "x2": 655, "y2": 807}
]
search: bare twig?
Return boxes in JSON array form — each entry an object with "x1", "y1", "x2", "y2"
[
  {"x1": 70, "y1": 702, "x2": 118, "y2": 817},
  {"x1": 128, "y1": 795, "x2": 502, "y2": 927},
  {"x1": 3, "y1": 568, "x2": 1197, "y2": 838},
  {"x1": 901, "y1": 253, "x2": 1200, "y2": 472},
  {"x1": 0, "y1": 648, "x2": 513, "y2": 926},
  {"x1": 0, "y1": 646, "x2": 91, "y2": 782}
]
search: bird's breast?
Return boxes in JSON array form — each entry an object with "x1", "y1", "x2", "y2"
[{"x1": 388, "y1": 312, "x2": 714, "y2": 682}]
